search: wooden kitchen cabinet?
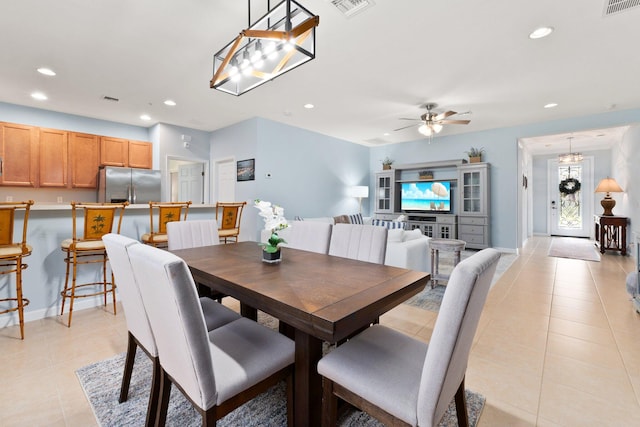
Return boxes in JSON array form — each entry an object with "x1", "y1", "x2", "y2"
[
  {"x1": 39, "y1": 128, "x2": 68, "y2": 187},
  {"x1": 69, "y1": 133, "x2": 100, "y2": 188},
  {"x1": 0, "y1": 122, "x2": 38, "y2": 187},
  {"x1": 100, "y1": 137, "x2": 152, "y2": 168},
  {"x1": 100, "y1": 136, "x2": 129, "y2": 167},
  {"x1": 127, "y1": 140, "x2": 152, "y2": 169}
]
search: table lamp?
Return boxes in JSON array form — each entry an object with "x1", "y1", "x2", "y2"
[
  {"x1": 594, "y1": 177, "x2": 623, "y2": 216},
  {"x1": 348, "y1": 186, "x2": 369, "y2": 214}
]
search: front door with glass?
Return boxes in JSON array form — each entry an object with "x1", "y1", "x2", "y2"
[{"x1": 549, "y1": 158, "x2": 593, "y2": 237}]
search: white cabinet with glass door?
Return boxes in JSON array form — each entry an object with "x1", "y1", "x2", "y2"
[
  {"x1": 374, "y1": 170, "x2": 395, "y2": 215},
  {"x1": 458, "y1": 163, "x2": 490, "y2": 248}
]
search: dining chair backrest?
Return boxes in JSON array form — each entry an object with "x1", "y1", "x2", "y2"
[
  {"x1": 102, "y1": 233, "x2": 156, "y2": 356},
  {"x1": 328, "y1": 223, "x2": 387, "y2": 264},
  {"x1": 71, "y1": 201, "x2": 128, "y2": 243},
  {"x1": 166, "y1": 219, "x2": 220, "y2": 251},
  {"x1": 281, "y1": 220, "x2": 332, "y2": 254},
  {"x1": 0, "y1": 200, "x2": 34, "y2": 251},
  {"x1": 417, "y1": 248, "x2": 500, "y2": 425},
  {"x1": 127, "y1": 243, "x2": 217, "y2": 410},
  {"x1": 215, "y1": 201, "x2": 246, "y2": 243}
]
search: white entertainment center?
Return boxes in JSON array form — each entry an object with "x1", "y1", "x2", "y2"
[{"x1": 374, "y1": 159, "x2": 491, "y2": 249}]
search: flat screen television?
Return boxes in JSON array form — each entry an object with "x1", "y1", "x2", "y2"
[{"x1": 400, "y1": 181, "x2": 452, "y2": 213}]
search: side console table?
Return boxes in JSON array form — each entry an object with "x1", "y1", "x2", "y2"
[
  {"x1": 429, "y1": 238, "x2": 466, "y2": 288},
  {"x1": 594, "y1": 215, "x2": 628, "y2": 255}
]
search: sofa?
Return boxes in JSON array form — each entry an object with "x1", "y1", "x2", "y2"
[{"x1": 260, "y1": 215, "x2": 431, "y2": 272}]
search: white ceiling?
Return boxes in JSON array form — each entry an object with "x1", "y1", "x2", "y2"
[{"x1": 1, "y1": 0, "x2": 639, "y2": 153}]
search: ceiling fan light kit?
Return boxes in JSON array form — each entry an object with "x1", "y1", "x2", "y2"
[
  {"x1": 395, "y1": 102, "x2": 470, "y2": 139},
  {"x1": 210, "y1": 0, "x2": 319, "y2": 96}
]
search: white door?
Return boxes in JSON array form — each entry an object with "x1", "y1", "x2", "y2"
[
  {"x1": 178, "y1": 163, "x2": 204, "y2": 203},
  {"x1": 549, "y1": 157, "x2": 593, "y2": 237},
  {"x1": 216, "y1": 159, "x2": 236, "y2": 202}
]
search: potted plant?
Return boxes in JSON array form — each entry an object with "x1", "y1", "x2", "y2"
[
  {"x1": 381, "y1": 156, "x2": 394, "y2": 170},
  {"x1": 254, "y1": 199, "x2": 289, "y2": 263},
  {"x1": 465, "y1": 147, "x2": 484, "y2": 163}
]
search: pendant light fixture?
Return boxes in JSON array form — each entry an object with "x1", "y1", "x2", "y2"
[
  {"x1": 210, "y1": 0, "x2": 319, "y2": 96},
  {"x1": 558, "y1": 136, "x2": 583, "y2": 164}
]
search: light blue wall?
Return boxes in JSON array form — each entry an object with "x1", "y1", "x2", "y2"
[{"x1": 210, "y1": 118, "x2": 369, "y2": 241}]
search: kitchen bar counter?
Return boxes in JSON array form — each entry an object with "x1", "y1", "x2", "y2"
[{"x1": 0, "y1": 203, "x2": 219, "y2": 328}]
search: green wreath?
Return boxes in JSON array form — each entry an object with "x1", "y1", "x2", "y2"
[{"x1": 559, "y1": 177, "x2": 581, "y2": 195}]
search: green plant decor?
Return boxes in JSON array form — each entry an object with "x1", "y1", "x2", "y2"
[{"x1": 465, "y1": 147, "x2": 485, "y2": 158}]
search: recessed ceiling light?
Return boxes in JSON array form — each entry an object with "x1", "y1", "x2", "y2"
[
  {"x1": 31, "y1": 92, "x2": 47, "y2": 100},
  {"x1": 383, "y1": 133, "x2": 390, "y2": 136},
  {"x1": 304, "y1": 103, "x2": 314, "y2": 109},
  {"x1": 140, "y1": 114, "x2": 151, "y2": 121},
  {"x1": 164, "y1": 100, "x2": 176, "y2": 106},
  {"x1": 529, "y1": 26, "x2": 554, "y2": 39},
  {"x1": 37, "y1": 67, "x2": 56, "y2": 76},
  {"x1": 544, "y1": 103, "x2": 558, "y2": 109}
]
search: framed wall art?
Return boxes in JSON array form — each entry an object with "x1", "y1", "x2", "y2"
[{"x1": 237, "y1": 158, "x2": 255, "y2": 181}]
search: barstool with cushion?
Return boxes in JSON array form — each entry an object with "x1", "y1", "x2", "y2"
[
  {"x1": 0, "y1": 200, "x2": 34, "y2": 339},
  {"x1": 60, "y1": 201, "x2": 128, "y2": 327},
  {"x1": 215, "y1": 201, "x2": 246, "y2": 243},
  {"x1": 141, "y1": 201, "x2": 191, "y2": 248}
]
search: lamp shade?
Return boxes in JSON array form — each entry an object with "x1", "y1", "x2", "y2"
[
  {"x1": 595, "y1": 178, "x2": 623, "y2": 194},
  {"x1": 348, "y1": 186, "x2": 369, "y2": 198}
]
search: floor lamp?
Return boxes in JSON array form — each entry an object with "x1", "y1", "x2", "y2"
[{"x1": 348, "y1": 186, "x2": 369, "y2": 214}]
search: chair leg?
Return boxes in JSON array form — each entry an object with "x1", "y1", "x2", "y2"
[
  {"x1": 156, "y1": 368, "x2": 172, "y2": 427},
  {"x1": 60, "y1": 252, "x2": 71, "y2": 316},
  {"x1": 119, "y1": 332, "x2": 137, "y2": 402},
  {"x1": 102, "y1": 254, "x2": 108, "y2": 307},
  {"x1": 322, "y1": 377, "x2": 338, "y2": 427},
  {"x1": 454, "y1": 377, "x2": 469, "y2": 427},
  {"x1": 66, "y1": 252, "x2": 79, "y2": 327},
  {"x1": 146, "y1": 356, "x2": 161, "y2": 427},
  {"x1": 16, "y1": 260, "x2": 25, "y2": 340},
  {"x1": 286, "y1": 372, "x2": 294, "y2": 427}
]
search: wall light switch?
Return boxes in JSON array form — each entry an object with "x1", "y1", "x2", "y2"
[
  {"x1": 5, "y1": 196, "x2": 12, "y2": 202},
  {"x1": 57, "y1": 196, "x2": 63, "y2": 203}
]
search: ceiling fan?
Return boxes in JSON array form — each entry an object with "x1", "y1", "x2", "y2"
[{"x1": 394, "y1": 103, "x2": 470, "y2": 136}]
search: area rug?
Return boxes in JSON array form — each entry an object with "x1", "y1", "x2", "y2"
[
  {"x1": 548, "y1": 237, "x2": 601, "y2": 262},
  {"x1": 77, "y1": 352, "x2": 485, "y2": 427},
  {"x1": 404, "y1": 250, "x2": 518, "y2": 312}
]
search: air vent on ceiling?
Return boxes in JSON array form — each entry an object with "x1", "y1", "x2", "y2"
[
  {"x1": 326, "y1": 0, "x2": 375, "y2": 18},
  {"x1": 102, "y1": 95, "x2": 119, "y2": 102},
  {"x1": 603, "y1": 0, "x2": 640, "y2": 16}
]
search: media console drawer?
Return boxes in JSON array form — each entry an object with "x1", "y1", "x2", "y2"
[
  {"x1": 459, "y1": 216, "x2": 488, "y2": 225},
  {"x1": 459, "y1": 224, "x2": 485, "y2": 236}
]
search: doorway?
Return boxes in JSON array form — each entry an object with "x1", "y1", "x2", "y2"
[
  {"x1": 167, "y1": 157, "x2": 208, "y2": 204},
  {"x1": 215, "y1": 158, "x2": 236, "y2": 203},
  {"x1": 548, "y1": 157, "x2": 593, "y2": 237}
]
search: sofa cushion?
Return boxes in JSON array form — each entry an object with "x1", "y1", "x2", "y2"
[
  {"x1": 403, "y1": 229, "x2": 424, "y2": 241},
  {"x1": 387, "y1": 229, "x2": 405, "y2": 243}
]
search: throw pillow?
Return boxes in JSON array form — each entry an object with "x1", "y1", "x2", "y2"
[
  {"x1": 334, "y1": 215, "x2": 350, "y2": 224},
  {"x1": 347, "y1": 213, "x2": 364, "y2": 224},
  {"x1": 371, "y1": 219, "x2": 407, "y2": 230},
  {"x1": 294, "y1": 216, "x2": 304, "y2": 221}
]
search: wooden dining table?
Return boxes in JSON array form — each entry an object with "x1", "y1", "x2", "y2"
[{"x1": 171, "y1": 241, "x2": 430, "y2": 427}]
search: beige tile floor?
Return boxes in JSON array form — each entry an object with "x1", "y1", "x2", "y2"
[{"x1": 1, "y1": 235, "x2": 639, "y2": 426}]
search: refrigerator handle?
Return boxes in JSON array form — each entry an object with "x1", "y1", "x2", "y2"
[{"x1": 131, "y1": 185, "x2": 137, "y2": 204}]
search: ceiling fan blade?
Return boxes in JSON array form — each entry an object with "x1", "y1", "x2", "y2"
[
  {"x1": 398, "y1": 117, "x2": 420, "y2": 121},
  {"x1": 434, "y1": 110, "x2": 456, "y2": 121},
  {"x1": 393, "y1": 123, "x2": 421, "y2": 131},
  {"x1": 438, "y1": 119, "x2": 471, "y2": 125}
]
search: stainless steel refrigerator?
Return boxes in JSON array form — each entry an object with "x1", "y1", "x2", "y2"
[{"x1": 97, "y1": 166, "x2": 161, "y2": 204}]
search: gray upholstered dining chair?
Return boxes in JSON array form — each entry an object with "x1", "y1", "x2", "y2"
[
  {"x1": 102, "y1": 233, "x2": 241, "y2": 426},
  {"x1": 281, "y1": 220, "x2": 333, "y2": 254},
  {"x1": 126, "y1": 242, "x2": 295, "y2": 426},
  {"x1": 166, "y1": 219, "x2": 220, "y2": 251},
  {"x1": 167, "y1": 219, "x2": 226, "y2": 301},
  {"x1": 328, "y1": 223, "x2": 387, "y2": 264},
  {"x1": 318, "y1": 248, "x2": 501, "y2": 427}
]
